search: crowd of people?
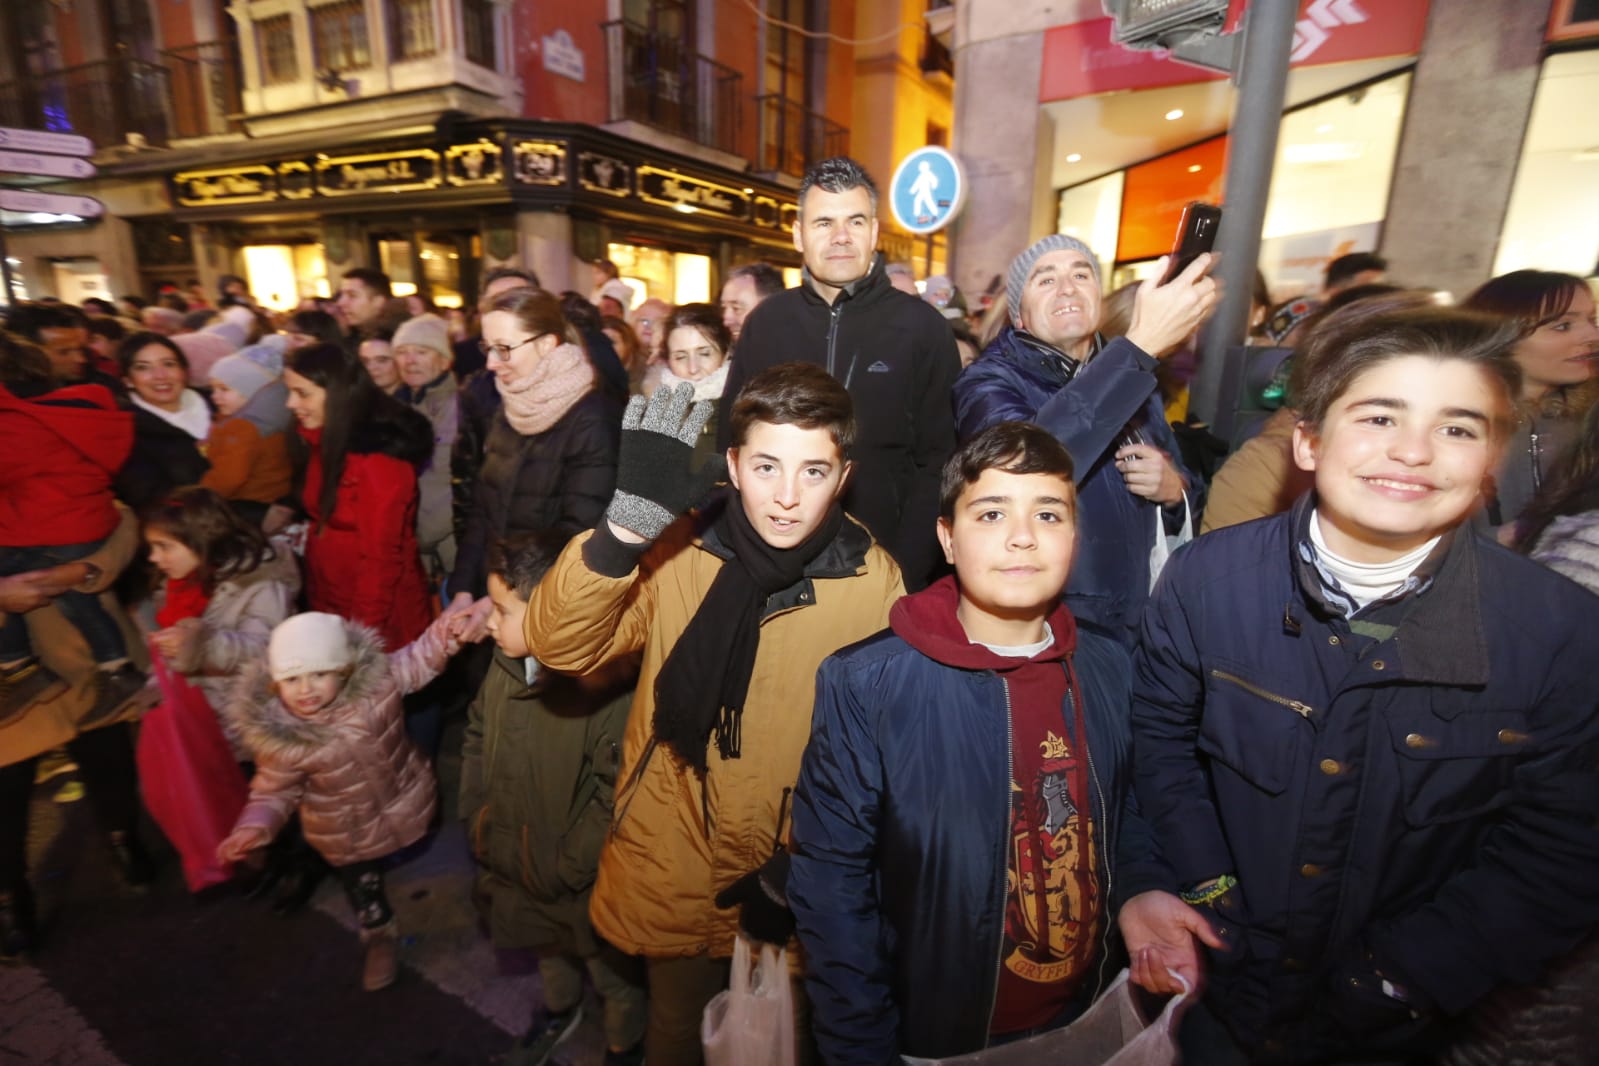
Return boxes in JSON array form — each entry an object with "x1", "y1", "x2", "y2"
[{"x1": 1, "y1": 152, "x2": 1597, "y2": 1066}]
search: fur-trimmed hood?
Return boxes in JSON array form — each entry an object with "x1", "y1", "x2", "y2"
[{"x1": 229, "y1": 616, "x2": 393, "y2": 761}]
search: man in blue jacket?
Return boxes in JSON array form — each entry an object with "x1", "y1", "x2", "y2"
[
  {"x1": 952, "y1": 236, "x2": 1217, "y2": 645},
  {"x1": 789, "y1": 422, "x2": 1216, "y2": 1064}
]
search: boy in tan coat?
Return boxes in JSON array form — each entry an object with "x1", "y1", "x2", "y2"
[{"x1": 525, "y1": 365, "x2": 905, "y2": 1065}]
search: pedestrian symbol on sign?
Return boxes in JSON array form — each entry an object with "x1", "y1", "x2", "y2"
[{"x1": 889, "y1": 146, "x2": 967, "y2": 236}]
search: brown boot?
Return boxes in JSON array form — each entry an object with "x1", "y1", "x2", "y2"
[{"x1": 360, "y1": 920, "x2": 398, "y2": 991}]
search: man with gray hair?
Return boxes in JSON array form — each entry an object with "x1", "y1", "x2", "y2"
[{"x1": 952, "y1": 234, "x2": 1219, "y2": 645}]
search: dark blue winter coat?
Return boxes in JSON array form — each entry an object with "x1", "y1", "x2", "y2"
[
  {"x1": 952, "y1": 328, "x2": 1200, "y2": 646},
  {"x1": 1132, "y1": 495, "x2": 1599, "y2": 1057},
  {"x1": 789, "y1": 579, "x2": 1170, "y2": 1065}
]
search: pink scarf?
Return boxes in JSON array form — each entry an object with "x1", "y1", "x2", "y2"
[{"x1": 495, "y1": 342, "x2": 595, "y2": 435}]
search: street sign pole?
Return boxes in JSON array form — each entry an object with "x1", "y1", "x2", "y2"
[{"x1": 1188, "y1": 0, "x2": 1300, "y2": 434}]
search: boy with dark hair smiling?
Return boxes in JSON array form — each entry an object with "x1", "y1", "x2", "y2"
[
  {"x1": 524, "y1": 364, "x2": 904, "y2": 1065},
  {"x1": 788, "y1": 421, "x2": 1213, "y2": 1064}
]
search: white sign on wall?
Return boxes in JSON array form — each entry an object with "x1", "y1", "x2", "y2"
[{"x1": 543, "y1": 30, "x2": 586, "y2": 83}]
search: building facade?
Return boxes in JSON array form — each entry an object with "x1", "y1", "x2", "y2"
[
  {"x1": 2, "y1": 0, "x2": 954, "y2": 310},
  {"x1": 941, "y1": 0, "x2": 1599, "y2": 306}
]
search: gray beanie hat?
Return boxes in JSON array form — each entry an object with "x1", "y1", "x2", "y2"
[
  {"x1": 1006, "y1": 234, "x2": 1100, "y2": 326},
  {"x1": 209, "y1": 337, "x2": 285, "y2": 402}
]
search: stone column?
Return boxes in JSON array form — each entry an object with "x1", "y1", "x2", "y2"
[
  {"x1": 515, "y1": 209, "x2": 578, "y2": 293},
  {"x1": 947, "y1": 2, "x2": 1058, "y2": 304},
  {"x1": 1380, "y1": 0, "x2": 1554, "y2": 297}
]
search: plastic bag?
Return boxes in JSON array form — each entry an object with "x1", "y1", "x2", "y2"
[
  {"x1": 135, "y1": 638, "x2": 249, "y2": 892},
  {"x1": 702, "y1": 935, "x2": 797, "y2": 1066},
  {"x1": 905, "y1": 969, "x2": 1191, "y2": 1066}
]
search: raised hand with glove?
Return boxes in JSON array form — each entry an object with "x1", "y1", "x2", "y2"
[{"x1": 605, "y1": 382, "x2": 721, "y2": 546}]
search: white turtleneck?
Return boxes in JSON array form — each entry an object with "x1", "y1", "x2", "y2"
[
  {"x1": 130, "y1": 387, "x2": 212, "y2": 441},
  {"x1": 1309, "y1": 510, "x2": 1439, "y2": 610}
]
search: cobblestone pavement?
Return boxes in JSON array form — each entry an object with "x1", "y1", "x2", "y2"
[{"x1": 0, "y1": 726, "x2": 611, "y2": 1065}]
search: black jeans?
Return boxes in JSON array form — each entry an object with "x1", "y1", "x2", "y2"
[
  {"x1": 0, "y1": 540, "x2": 128, "y2": 665},
  {"x1": 0, "y1": 723, "x2": 141, "y2": 890},
  {"x1": 335, "y1": 860, "x2": 392, "y2": 929}
]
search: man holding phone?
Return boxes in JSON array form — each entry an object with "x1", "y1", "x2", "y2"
[{"x1": 953, "y1": 234, "x2": 1219, "y2": 646}]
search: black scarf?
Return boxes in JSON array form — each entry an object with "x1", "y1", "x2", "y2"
[{"x1": 652, "y1": 492, "x2": 846, "y2": 774}]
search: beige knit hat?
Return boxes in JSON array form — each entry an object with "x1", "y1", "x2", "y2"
[
  {"x1": 268, "y1": 612, "x2": 353, "y2": 681},
  {"x1": 392, "y1": 313, "x2": 452, "y2": 364}
]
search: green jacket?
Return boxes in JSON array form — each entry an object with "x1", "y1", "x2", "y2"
[{"x1": 459, "y1": 648, "x2": 635, "y2": 954}]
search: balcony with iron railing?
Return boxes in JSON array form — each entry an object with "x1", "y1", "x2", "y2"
[
  {"x1": 0, "y1": 43, "x2": 241, "y2": 153},
  {"x1": 603, "y1": 20, "x2": 742, "y2": 157},
  {"x1": 756, "y1": 93, "x2": 849, "y2": 179}
]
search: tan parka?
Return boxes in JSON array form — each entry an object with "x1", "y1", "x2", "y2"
[
  {"x1": 224, "y1": 613, "x2": 446, "y2": 866},
  {"x1": 524, "y1": 516, "x2": 904, "y2": 959}
]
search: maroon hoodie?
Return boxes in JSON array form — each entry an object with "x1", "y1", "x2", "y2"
[{"x1": 890, "y1": 576, "x2": 1104, "y2": 1035}]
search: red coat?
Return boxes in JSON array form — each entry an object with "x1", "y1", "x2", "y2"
[
  {"x1": 0, "y1": 384, "x2": 132, "y2": 547},
  {"x1": 299, "y1": 427, "x2": 433, "y2": 652}
]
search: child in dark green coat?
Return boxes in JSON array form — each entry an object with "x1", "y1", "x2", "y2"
[{"x1": 460, "y1": 531, "x2": 645, "y2": 1066}]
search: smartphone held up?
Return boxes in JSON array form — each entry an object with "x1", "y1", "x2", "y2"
[{"x1": 1161, "y1": 202, "x2": 1222, "y2": 285}]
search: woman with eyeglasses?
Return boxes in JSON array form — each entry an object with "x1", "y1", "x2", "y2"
[{"x1": 446, "y1": 288, "x2": 620, "y2": 599}]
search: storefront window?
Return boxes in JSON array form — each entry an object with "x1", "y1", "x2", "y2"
[
  {"x1": 1258, "y1": 73, "x2": 1410, "y2": 294},
  {"x1": 243, "y1": 244, "x2": 327, "y2": 310},
  {"x1": 377, "y1": 238, "x2": 417, "y2": 298},
  {"x1": 420, "y1": 238, "x2": 463, "y2": 308},
  {"x1": 1495, "y1": 49, "x2": 1599, "y2": 279},
  {"x1": 1057, "y1": 171, "x2": 1125, "y2": 280},
  {"x1": 607, "y1": 242, "x2": 712, "y2": 306}
]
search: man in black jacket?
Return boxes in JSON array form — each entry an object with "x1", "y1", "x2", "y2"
[{"x1": 718, "y1": 157, "x2": 959, "y2": 588}]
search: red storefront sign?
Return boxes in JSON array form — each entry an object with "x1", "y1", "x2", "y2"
[{"x1": 1040, "y1": 0, "x2": 1431, "y2": 103}]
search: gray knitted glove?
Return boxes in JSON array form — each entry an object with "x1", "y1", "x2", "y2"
[{"x1": 605, "y1": 383, "x2": 716, "y2": 542}]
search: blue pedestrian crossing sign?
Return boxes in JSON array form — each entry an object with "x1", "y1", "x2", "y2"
[{"x1": 889, "y1": 146, "x2": 966, "y2": 235}]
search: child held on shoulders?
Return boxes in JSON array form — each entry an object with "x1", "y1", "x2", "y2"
[
  {"x1": 143, "y1": 486, "x2": 301, "y2": 757},
  {"x1": 461, "y1": 530, "x2": 645, "y2": 1065},
  {"x1": 217, "y1": 602, "x2": 472, "y2": 991}
]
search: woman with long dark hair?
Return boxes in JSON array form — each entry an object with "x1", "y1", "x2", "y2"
[
  {"x1": 283, "y1": 343, "x2": 433, "y2": 651},
  {"x1": 114, "y1": 331, "x2": 211, "y2": 510},
  {"x1": 1463, "y1": 270, "x2": 1598, "y2": 527}
]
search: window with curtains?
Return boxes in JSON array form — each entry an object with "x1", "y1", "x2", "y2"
[
  {"x1": 258, "y1": 14, "x2": 299, "y2": 85},
  {"x1": 311, "y1": 0, "x2": 371, "y2": 71},
  {"x1": 461, "y1": 0, "x2": 495, "y2": 67},
  {"x1": 387, "y1": 0, "x2": 437, "y2": 60}
]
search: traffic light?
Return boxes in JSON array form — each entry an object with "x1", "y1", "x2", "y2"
[{"x1": 1104, "y1": 0, "x2": 1230, "y2": 48}]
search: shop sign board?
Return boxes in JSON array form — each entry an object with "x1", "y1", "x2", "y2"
[
  {"x1": 542, "y1": 30, "x2": 587, "y2": 83},
  {"x1": 513, "y1": 140, "x2": 567, "y2": 186},
  {"x1": 579, "y1": 152, "x2": 632, "y2": 197},
  {"x1": 889, "y1": 146, "x2": 966, "y2": 235},
  {"x1": 1042, "y1": 0, "x2": 1429, "y2": 101},
  {"x1": 0, "y1": 149, "x2": 96, "y2": 180},
  {"x1": 317, "y1": 149, "x2": 441, "y2": 196},
  {"x1": 0, "y1": 188, "x2": 105, "y2": 218},
  {"x1": 0, "y1": 126, "x2": 93, "y2": 158},
  {"x1": 637, "y1": 166, "x2": 752, "y2": 222},
  {"x1": 447, "y1": 139, "x2": 504, "y2": 186},
  {"x1": 173, "y1": 165, "x2": 279, "y2": 207}
]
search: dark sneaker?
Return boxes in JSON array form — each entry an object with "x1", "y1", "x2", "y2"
[
  {"x1": 509, "y1": 1003, "x2": 584, "y2": 1066},
  {"x1": 602, "y1": 1040, "x2": 645, "y2": 1066},
  {"x1": 0, "y1": 659, "x2": 68, "y2": 723},
  {"x1": 80, "y1": 664, "x2": 153, "y2": 727}
]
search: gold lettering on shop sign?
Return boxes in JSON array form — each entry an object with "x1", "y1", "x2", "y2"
[{"x1": 173, "y1": 166, "x2": 278, "y2": 206}]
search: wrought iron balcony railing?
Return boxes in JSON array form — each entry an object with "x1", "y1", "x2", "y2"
[
  {"x1": 0, "y1": 43, "x2": 241, "y2": 152},
  {"x1": 603, "y1": 20, "x2": 742, "y2": 157},
  {"x1": 756, "y1": 93, "x2": 848, "y2": 178}
]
